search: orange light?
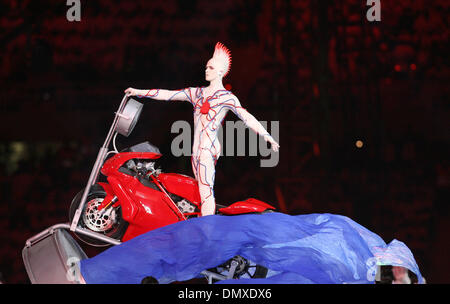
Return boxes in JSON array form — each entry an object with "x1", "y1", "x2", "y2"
[{"x1": 356, "y1": 140, "x2": 363, "y2": 148}]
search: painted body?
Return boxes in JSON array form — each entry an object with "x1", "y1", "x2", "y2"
[{"x1": 125, "y1": 42, "x2": 279, "y2": 216}]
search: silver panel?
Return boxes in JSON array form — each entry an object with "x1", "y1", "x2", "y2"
[{"x1": 22, "y1": 229, "x2": 87, "y2": 284}]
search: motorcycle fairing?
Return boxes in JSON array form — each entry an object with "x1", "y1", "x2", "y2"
[
  {"x1": 96, "y1": 182, "x2": 116, "y2": 211},
  {"x1": 218, "y1": 198, "x2": 275, "y2": 215},
  {"x1": 157, "y1": 173, "x2": 202, "y2": 208},
  {"x1": 111, "y1": 176, "x2": 184, "y2": 242},
  {"x1": 131, "y1": 177, "x2": 186, "y2": 222}
]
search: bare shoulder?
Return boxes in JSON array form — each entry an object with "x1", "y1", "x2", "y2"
[{"x1": 190, "y1": 87, "x2": 203, "y2": 98}]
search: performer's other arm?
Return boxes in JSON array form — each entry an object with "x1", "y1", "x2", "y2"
[
  {"x1": 124, "y1": 87, "x2": 193, "y2": 103},
  {"x1": 228, "y1": 96, "x2": 280, "y2": 152}
]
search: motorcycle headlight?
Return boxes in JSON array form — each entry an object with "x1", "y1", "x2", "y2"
[{"x1": 116, "y1": 98, "x2": 143, "y2": 137}]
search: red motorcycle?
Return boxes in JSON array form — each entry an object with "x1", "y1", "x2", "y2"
[
  {"x1": 69, "y1": 95, "x2": 275, "y2": 246},
  {"x1": 69, "y1": 141, "x2": 275, "y2": 245}
]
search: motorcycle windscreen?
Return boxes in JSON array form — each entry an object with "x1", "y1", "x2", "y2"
[{"x1": 79, "y1": 212, "x2": 424, "y2": 284}]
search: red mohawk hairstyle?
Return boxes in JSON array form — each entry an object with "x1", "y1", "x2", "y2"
[{"x1": 212, "y1": 42, "x2": 232, "y2": 78}]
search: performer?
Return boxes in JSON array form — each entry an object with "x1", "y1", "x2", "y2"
[{"x1": 125, "y1": 42, "x2": 280, "y2": 216}]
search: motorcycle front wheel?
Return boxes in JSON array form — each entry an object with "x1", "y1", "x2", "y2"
[{"x1": 69, "y1": 184, "x2": 128, "y2": 247}]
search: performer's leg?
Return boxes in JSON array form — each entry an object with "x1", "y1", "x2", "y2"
[
  {"x1": 191, "y1": 155, "x2": 199, "y2": 180},
  {"x1": 196, "y1": 151, "x2": 216, "y2": 216}
]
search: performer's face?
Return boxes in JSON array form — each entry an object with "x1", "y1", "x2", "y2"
[{"x1": 205, "y1": 58, "x2": 223, "y2": 82}]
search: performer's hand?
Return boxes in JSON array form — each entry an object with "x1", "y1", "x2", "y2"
[
  {"x1": 271, "y1": 141, "x2": 280, "y2": 152},
  {"x1": 124, "y1": 87, "x2": 138, "y2": 96},
  {"x1": 264, "y1": 135, "x2": 280, "y2": 152}
]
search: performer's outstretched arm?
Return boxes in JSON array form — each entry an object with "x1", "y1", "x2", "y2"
[
  {"x1": 124, "y1": 87, "x2": 193, "y2": 103},
  {"x1": 228, "y1": 96, "x2": 280, "y2": 152}
]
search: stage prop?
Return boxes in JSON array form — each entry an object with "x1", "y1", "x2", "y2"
[
  {"x1": 79, "y1": 212, "x2": 423, "y2": 284},
  {"x1": 22, "y1": 228, "x2": 87, "y2": 284}
]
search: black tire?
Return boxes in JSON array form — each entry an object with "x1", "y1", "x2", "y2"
[
  {"x1": 69, "y1": 184, "x2": 128, "y2": 247},
  {"x1": 141, "y1": 276, "x2": 159, "y2": 284}
]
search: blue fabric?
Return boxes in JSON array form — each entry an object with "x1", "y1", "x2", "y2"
[{"x1": 80, "y1": 212, "x2": 423, "y2": 284}]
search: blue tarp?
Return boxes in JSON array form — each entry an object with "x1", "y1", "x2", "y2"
[{"x1": 80, "y1": 212, "x2": 423, "y2": 284}]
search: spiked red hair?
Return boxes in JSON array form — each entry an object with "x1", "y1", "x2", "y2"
[{"x1": 212, "y1": 42, "x2": 232, "y2": 78}]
